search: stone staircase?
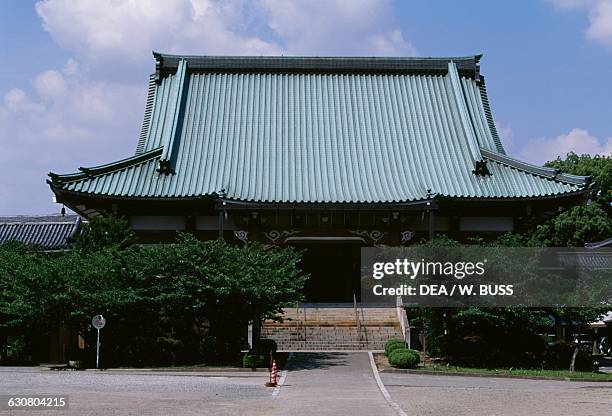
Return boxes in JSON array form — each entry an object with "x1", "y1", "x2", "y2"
[{"x1": 260, "y1": 304, "x2": 403, "y2": 351}]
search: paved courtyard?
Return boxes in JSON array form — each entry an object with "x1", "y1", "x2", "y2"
[
  {"x1": 1, "y1": 354, "x2": 611, "y2": 415},
  {"x1": 382, "y1": 372, "x2": 612, "y2": 416},
  {"x1": 0, "y1": 367, "x2": 272, "y2": 416}
]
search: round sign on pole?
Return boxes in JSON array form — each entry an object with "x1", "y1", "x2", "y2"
[{"x1": 92, "y1": 315, "x2": 106, "y2": 329}]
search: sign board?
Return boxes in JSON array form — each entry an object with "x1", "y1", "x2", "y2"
[{"x1": 92, "y1": 315, "x2": 106, "y2": 330}]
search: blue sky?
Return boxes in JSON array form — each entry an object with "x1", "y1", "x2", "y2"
[{"x1": 0, "y1": 0, "x2": 611, "y2": 215}]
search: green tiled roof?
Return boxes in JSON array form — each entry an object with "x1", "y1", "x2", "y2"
[{"x1": 49, "y1": 54, "x2": 589, "y2": 203}]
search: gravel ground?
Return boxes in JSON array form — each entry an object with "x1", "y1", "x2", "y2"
[
  {"x1": 381, "y1": 372, "x2": 612, "y2": 416},
  {"x1": 0, "y1": 367, "x2": 273, "y2": 416},
  {"x1": 3, "y1": 357, "x2": 610, "y2": 416},
  {"x1": 0, "y1": 354, "x2": 397, "y2": 416}
]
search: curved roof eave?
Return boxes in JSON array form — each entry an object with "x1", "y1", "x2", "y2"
[
  {"x1": 49, "y1": 147, "x2": 163, "y2": 183},
  {"x1": 480, "y1": 148, "x2": 591, "y2": 186}
]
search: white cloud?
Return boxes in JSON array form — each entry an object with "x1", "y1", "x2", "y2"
[
  {"x1": 546, "y1": 0, "x2": 595, "y2": 10},
  {"x1": 35, "y1": 0, "x2": 281, "y2": 65},
  {"x1": 495, "y1": 120, "x2": 514, "y2": 152},
  {"x1": 0, "y1": 60, "x2": 144, "y2": 214},
  {"x1": 585, "y1": 0, "x2": 612, "y2": 46},
  {"x1": 259, "y1": 0, "x2": 415, "y2": 55},
  {"x1": 2, "y1": 0, "x2": 415, "y2": 214},
  {"x1": 35, "y1": 0, "x2": 414, "y2": 61},
  {"x1": 33, "y1": 70, "x2": 67, "y2": 98},
  {"x1": 519, "y1": 128, "x2": 612, "y2": 164},
  {"x1": 547, "y1": 0, "x2": 612, "y2": 48}
]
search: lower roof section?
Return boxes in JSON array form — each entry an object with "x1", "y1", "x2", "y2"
[
  {"x1": 0, "y1": 214, "x2": 81, "y2": 251},
  {"x1": 49, "y1": 146, "x2": 588, "y2": 204}
]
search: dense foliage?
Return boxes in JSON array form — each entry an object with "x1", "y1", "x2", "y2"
[
  {"x1": 0, "y1": 232, "x2": 307, "y2": 367},
  {"x1": 531, "y1": 153, "x2": 612, "y2": 247},
  {"x1": 545, "y1": 153, "x2": 611, "y2": 207},
  {"x1": 413, "y1": 232, "x2": 607, "y2": 370},
  {"x1": 438, "y1": 307, "x2": 548, "y2": 368},
  {"x1": 72, "y1": 215, "x2": 136, "y2": 251}
]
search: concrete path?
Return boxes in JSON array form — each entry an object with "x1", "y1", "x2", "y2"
[{"x1": 269, "y1": 352, "x2": 397, "y2": 416}]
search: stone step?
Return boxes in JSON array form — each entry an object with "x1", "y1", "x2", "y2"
[
  {"x1": 260, "y1": 305, "x2": 403, "y2": 351},
  {"x1": 263, "y1": 322, "x2": 400, "y2": 328}
]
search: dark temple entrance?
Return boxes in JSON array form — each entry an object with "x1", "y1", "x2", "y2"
[{"x1": 291, "y1": 240, "x2": 364, "y2": 302}]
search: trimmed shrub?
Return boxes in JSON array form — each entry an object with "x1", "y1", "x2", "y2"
[
  {"x1": 384, "y1": 338, "x2": 406, "y2": 356},
  {"x1": 242, "y1": 353, "x2": 268, "y2": 369},
  {"x1": 388, "y1": 349, "x2": 420, "y2": 369}
]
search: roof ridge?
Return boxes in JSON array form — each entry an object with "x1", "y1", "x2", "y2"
[
  {"x1": 447, "y1": 61, "x2": 482, "y2": 163},
  {"x1": 153, "y1": 52, "x2": 482, "y2": 61},
  {"x1": 158, "y1": 59, "x2": 188, "y2": 174},
  {"x1": 478, "y1": 75, "x2": 506, "y2": 154},
  {"x1": 135, "y1": 74, "x2": 157, "y2": 155},
  {"x1": 152, "y1": 52, "x2": 483, "y2": 80}
]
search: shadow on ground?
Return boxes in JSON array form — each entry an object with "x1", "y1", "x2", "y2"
[{"x1": 287, "y1": 352, "x2": 352, "y2": 371}]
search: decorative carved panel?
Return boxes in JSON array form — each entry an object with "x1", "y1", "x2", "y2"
[
  {"x1": 348, "y1": 229, "x2": 387, "y2": 244},
  {"x1": 262, "y1": 229, "x2": 302, "y2": 244},
  {"x1": 234, "y1": 230, "x2": 249, "y2": 243},
  {"x1": 401, "y1": 230, "x2": 414, "y2": 244}
]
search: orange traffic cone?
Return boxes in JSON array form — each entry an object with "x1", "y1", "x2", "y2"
[{"x1": 265, "y1": 359, "x2": 278, "y2": 387}]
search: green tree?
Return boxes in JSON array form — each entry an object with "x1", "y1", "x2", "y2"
[
  {"x1": 72, "y1": 215, "x2": 136, "y2": 251},
  {"x1": 526, "y1": 153, "x2": 612, "y2": 247},
  {"x1": 0, "y1": 233, "x2": 307, "y2": 366},
  {"x1": 412, "y1": 235, "x2": 607, "y2": 369},
  {"x1": 528, "y1": 204, "x2": 612, "y2": 247},
  {"x1": 545, "y1": 152, "x2": 611, "y2": 207}
]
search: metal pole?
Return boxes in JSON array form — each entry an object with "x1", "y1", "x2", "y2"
[{"x1": 96, "y1": 328, "x2": 100, "y2": 369}]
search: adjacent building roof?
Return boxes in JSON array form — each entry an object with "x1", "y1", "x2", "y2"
[
  {"x1": 0, "y1": 214, "x2": 81, "y2": 251},
  {"x1": 49, "y1": 54, "x2": 589, "y2": 204}
]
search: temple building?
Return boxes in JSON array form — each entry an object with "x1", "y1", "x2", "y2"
[
  {"x1": 0, "y1": 214, "x2": 84, "y2": 362},
  {"x1": 49, "y1": 53, "x2": 590, "y2": 303}
]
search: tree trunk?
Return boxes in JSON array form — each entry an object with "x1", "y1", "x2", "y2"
[{"x1": 569, "y1": 340, "x2": 580, "y2": 372}]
